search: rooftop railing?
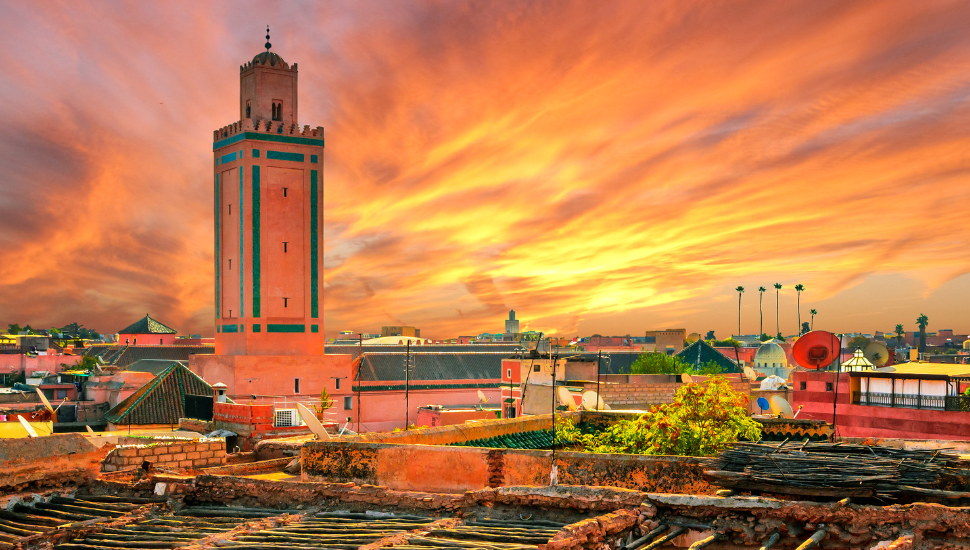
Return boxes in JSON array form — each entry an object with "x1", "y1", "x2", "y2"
[{"x1": 852, "y1": 391, "x2": 953, "y2": 410}]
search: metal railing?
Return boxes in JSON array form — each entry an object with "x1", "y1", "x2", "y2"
[
  {"x1": 945, "y1": 395, "x2": 970, "y2": 412},
  {"x1": 852, "y1": 391, "x2": 945, "y2": 410}
]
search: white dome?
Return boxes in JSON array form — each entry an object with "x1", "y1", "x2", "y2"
[{"x1": 754, "y1": 342, "x2": 787, "y2": 369}]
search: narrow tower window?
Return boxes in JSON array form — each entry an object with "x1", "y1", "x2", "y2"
[
  {"x1": 228, "y1": 204, "x2": 231, "y2": 215},
  {"x1": 246, "y1": 100, "x2": 251, "y2": 118},
  {"x1": 228, "y1": 259, "x2": 232, "y2": 270},
  {"x1": 283, "y1": 297, "x2": 289, "y2": 308},
  {"x1": 283, "y1": 187, "x2": 288, "y2": 197},
  {"x1": 294, "y1": 378, "x2": 300, "y2": 394},
  {"x1": 273, "y1": 101, "x2": 283, "y2": 121},
  {"x1": 228, "y1": 310, "x2": 232, "y2": 318},
  {"x1": 283, "y1": 242, "x2": 288, "y2": 253}
]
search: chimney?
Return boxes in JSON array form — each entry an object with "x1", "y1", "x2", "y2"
[{"x1": 213, "y1": 382, "x2": 228, "y2": 404}]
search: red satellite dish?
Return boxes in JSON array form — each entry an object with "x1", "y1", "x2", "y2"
[{"x1": 792, "y1": 330, "x2": 839, "y2": 370}]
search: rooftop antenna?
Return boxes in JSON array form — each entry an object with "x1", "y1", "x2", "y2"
[{"x1": 265, "y1": 25, "x2": 271, "y2": 51}]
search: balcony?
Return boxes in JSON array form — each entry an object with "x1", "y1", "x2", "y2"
[{"x1": 851, "y1": 391, "x2": 945, "y2": 410}]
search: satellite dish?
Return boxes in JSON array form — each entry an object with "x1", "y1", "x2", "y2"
[
  {"x1": 85, "y1": 425, "x2": 96, "y2": 435},
  {"x1": 296, "y1": 403, "x2": 331, "y2": 441},
  {"x1": 864, "y1": 341, "x2": 890, "y2": 367},
  {"x1": 792, "y1": 331, "x2": 839, "y2": 369},
  {"x1": 681, "y1": 373, "x2": 694, "y2": 384},
  {"x1": 35, "y1": 388, "x2": 54, "y2": 413},
  {"x1": 477, "y1": 390, "x2": 489, "y2": 404},
  {"x1": 756, "y1": 397, "x2": 770, "y2": 412},
  {"x1": 743, "y1": 366, "x2": 757, "y2": 382},
  {"x1": 580, "y1": 390, "x2": 610, "y2": 411},
  {"x1": 875, "y1": 366, "x2": 896, "y2": 373},
  {"x1": 17, "y1": 415, "x2": 39, "y2": 438},
  {"x1": 557, "y1": 387, "x2": 578, "y2": 411},
  {"x1": 769, "y1": 395, "x2": 794, "y2": 419}
]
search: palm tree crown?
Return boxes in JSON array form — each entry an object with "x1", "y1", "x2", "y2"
[{"x1": 810, "y1": 308, "x2": 817, "y2": 330}]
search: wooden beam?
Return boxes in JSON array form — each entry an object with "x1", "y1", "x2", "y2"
[
  {"x1": 759, "y1": 532, "x2": 780, "y2": 550},
  {"x1": 688, "y1": 533, "x2": 725, "y2": 549},
  {"x1": 794, "y1": 528, "x2": 827, "y2": 550},
  {"x1": 624, "y1": 525, "x2": 669, "y2": 550},
  {"x1": 639, "y1": 527, "x2": 688, "y2": 550}
]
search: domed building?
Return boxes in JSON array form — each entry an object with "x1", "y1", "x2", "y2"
[{"x1": 753, "y1": 340, "x2": 791, "y2": 378}]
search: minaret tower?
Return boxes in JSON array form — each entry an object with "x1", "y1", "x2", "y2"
[{"x1": 212, "y1": 28, "x2": 324, "y2": 355}]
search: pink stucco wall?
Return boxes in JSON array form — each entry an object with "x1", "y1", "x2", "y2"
[{"x1": 0, "y1": 354, "x2": 77, "y2": 377}]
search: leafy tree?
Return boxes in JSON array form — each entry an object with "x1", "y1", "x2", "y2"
[
  {"x1": 810, "y1": 309, "x2": 817, "y2": 330},
  {"x1": 760, "y1": 333, "x2": 772, "y2": 342},
  {"x1": 800, "y1": 322, "x2": 810, "y2": 335},
  {"x1": 712, "y1": 338, "x2": 741, "y2": 348},
  {"x1": 735, "y1": 286, "x2": 745, "y2": 336},
  {"x1": 848, "y1": 335, "x2": 871, "y2": 351},
  {"x1": 894, "y1": 324, "x2": 905, "y2": 347},
  {"x1": 705, "y1": 330, "x2": 716, "y2": 341},
  {"x1": 773, "y1": 283, "x2": 782, "y2": 336},
  {"x1": 7, "y1": 324, "x2": 21, "y2": 335},
  {"x1": 556, "y1": 377, "x2": 761, "y2": 457},
  {"x1": 49, "y1": 328, "x2": 61, "y2": 337},
  {"x1": 916, "y1": 314, "x2": 929, "y2": 352},
  {"x1": 22, "y1": 325, "x2": 35, "y2": 335},
  {"x1": 774, "y1": 332, "x2": 786, "y2": 342},
  {"x1": 794, "y1": 284, "x2": 805, "y2": 335},
  {"x1": 629, "y1": 353, "x2": 691, "y2": 375}
]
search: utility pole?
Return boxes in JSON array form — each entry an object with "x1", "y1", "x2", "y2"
[
  {"x1": 595, "y1": 351, "x2": 602, "y2": 411},
  {"x1": 405, "y1": 340, "x2": 411, "y2": 430},
  {"x1": 357, "y1": 334, "x2": 363, "y2": 433},
  {"x1": 550, "y1": 352, "x2": 559, "y2": 486}
]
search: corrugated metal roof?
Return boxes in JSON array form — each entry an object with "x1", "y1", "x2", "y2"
[
  {"x1": 357, "y1": 352, "x2": 507, "y2": 382},
  {"x1": 105, "y1": 363, "x2": 211, "y2": 425},
  {"x1": 328, "y1": 343, "x2": 521, "y2": 361},
  {"x1": 83, "y1": 345, "x2": 213, "y2": 368}
]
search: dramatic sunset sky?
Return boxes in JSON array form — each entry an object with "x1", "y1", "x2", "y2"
[{"x1": 2, "y1": 1, "x2": 970, "y2": 339}]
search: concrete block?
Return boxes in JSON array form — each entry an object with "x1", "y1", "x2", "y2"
[
  {"x1": 186, "y1": 452, "x2": 201, "y2": 460},
  {"x1": 179, "y1": 460, "x2": 193, "y2": 468},
  {"x1": 193, "y1": 458, "x2": 208, "y2": 467},
  {"x1": 153, "y1": 446, "x2": 167, "y2": 455},
  {"x1": 138, "y1": 447, "x2": 154, "y2": 456},
  {"x1": 200, "y1": 451, "x2": 213, "y2": 459},
  {"x1": 173, "y1": 453, "x2": 187, "y2": 462},
  {"x1": 168, "y1": 445, "x2": 183, "y2": 454}
]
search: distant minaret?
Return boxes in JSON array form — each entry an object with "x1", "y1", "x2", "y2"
[
  {"x1": 212, "y1": 27, "x2": 324, "y2": 355},
  {"x1": 505, "y1": 309, "x2": 520, "y2": 334}
]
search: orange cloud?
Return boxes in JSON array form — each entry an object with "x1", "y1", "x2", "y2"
[{"x1": 1, "y1": 1, "x2": 970, "y2": 338}]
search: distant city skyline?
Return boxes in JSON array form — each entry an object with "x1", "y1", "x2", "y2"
[{"x1": 2, "y1": 1, "x2": 970, "y2": 339}]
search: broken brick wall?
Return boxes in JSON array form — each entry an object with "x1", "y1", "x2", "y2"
[{"x1": 102, "y1": 438, "x2": 226, "y2": 472}]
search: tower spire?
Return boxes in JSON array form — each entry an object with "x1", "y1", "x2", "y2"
[{"x1": 265, "y1": 25, "x2": 271, "y2": 52}]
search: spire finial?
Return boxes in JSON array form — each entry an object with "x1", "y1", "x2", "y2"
[{"x1": 265, "y1": 25, "x2": 271, "y2": 51}]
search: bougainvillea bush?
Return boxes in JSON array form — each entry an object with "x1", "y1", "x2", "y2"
[{"x1": 555, "y1": 377, "x2": 761, "y2": 457}]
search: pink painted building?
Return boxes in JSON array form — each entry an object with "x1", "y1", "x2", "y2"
[
  {"x1": 792, "y1": 364, "x2": 970, "y2": 440},
  {"x1": 190, "y1": 35, "x2": 338, "y2": 413}
]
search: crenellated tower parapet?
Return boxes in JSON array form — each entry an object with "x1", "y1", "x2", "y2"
[{"x1": 213, "y1": 120, "x2": 324, "y2": 143}]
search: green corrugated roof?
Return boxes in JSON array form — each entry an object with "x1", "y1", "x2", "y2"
[
  {"x1": 676, "y1": 339, "x2": 741, "y2": 373},
  {"x1": 105, "y1": 362, "x2": 211, "y2": 425},
  {"x1": 448, "y1": 429, "x2": 554, "y2": 450}
]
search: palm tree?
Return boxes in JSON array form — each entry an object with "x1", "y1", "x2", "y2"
[
  {"x1": 794, "y1": 284, "x2": 804, "y2": 334},
  {"x1": 894, "y1": 323, "x2": 905, "y2": 347},
  {"x1": 773, "y1": 283, "x2": 782, "y2": 336},
  {"x1": 810, "y1": 309, "x2": 817, "y2": 330},
  {"x1": 758, "y1": 286, "x2": 766, "y2": 337},
  {"x1": 735, "y1": 286, "x2": 745, "y2": 336},
  {"x1": 916, "y1": 314, "x2": 929, "y2": 352}
]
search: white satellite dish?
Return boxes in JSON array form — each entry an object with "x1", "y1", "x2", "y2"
[
  {"x1": 477, "y1": 390, "x2": 489, "y2": 404},
  {"x1": 85, "y1": 425, "x2": 96, "y2": 435},
  {"x1": 296, "y1": 403, "x2": 331, "y2": 441},
  {"x1": 875, "y1": 366, "x2": 896, "y2": 373},
  {"x1": 681, "y1": 373, "x2": 694, "y2": 384},
  {"x1": 743, "y1": 366, "x2": 757, "y2": 382},
  {"x1": 557, "y1": 387, "x2": 578, "y2": 411},
  {"x1": 864, "y1": 341, "x2": 891, "y2": 367},
  {"x1": 17, "y1": 415, "x2": 39, "y2": 438},
  {"x1": 580, "y1": 390, "x2": 610, "y2": 411},
  {"x1": 769, "y1": 395, "x2": 794, "y2": 419},
  {"x1": 35, "y1": 388, "x2": 54, "y2": 413}
]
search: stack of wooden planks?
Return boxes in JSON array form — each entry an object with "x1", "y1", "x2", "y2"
[{"x1": 705, "y1": 441, "x2": 966, "y2": 499}]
